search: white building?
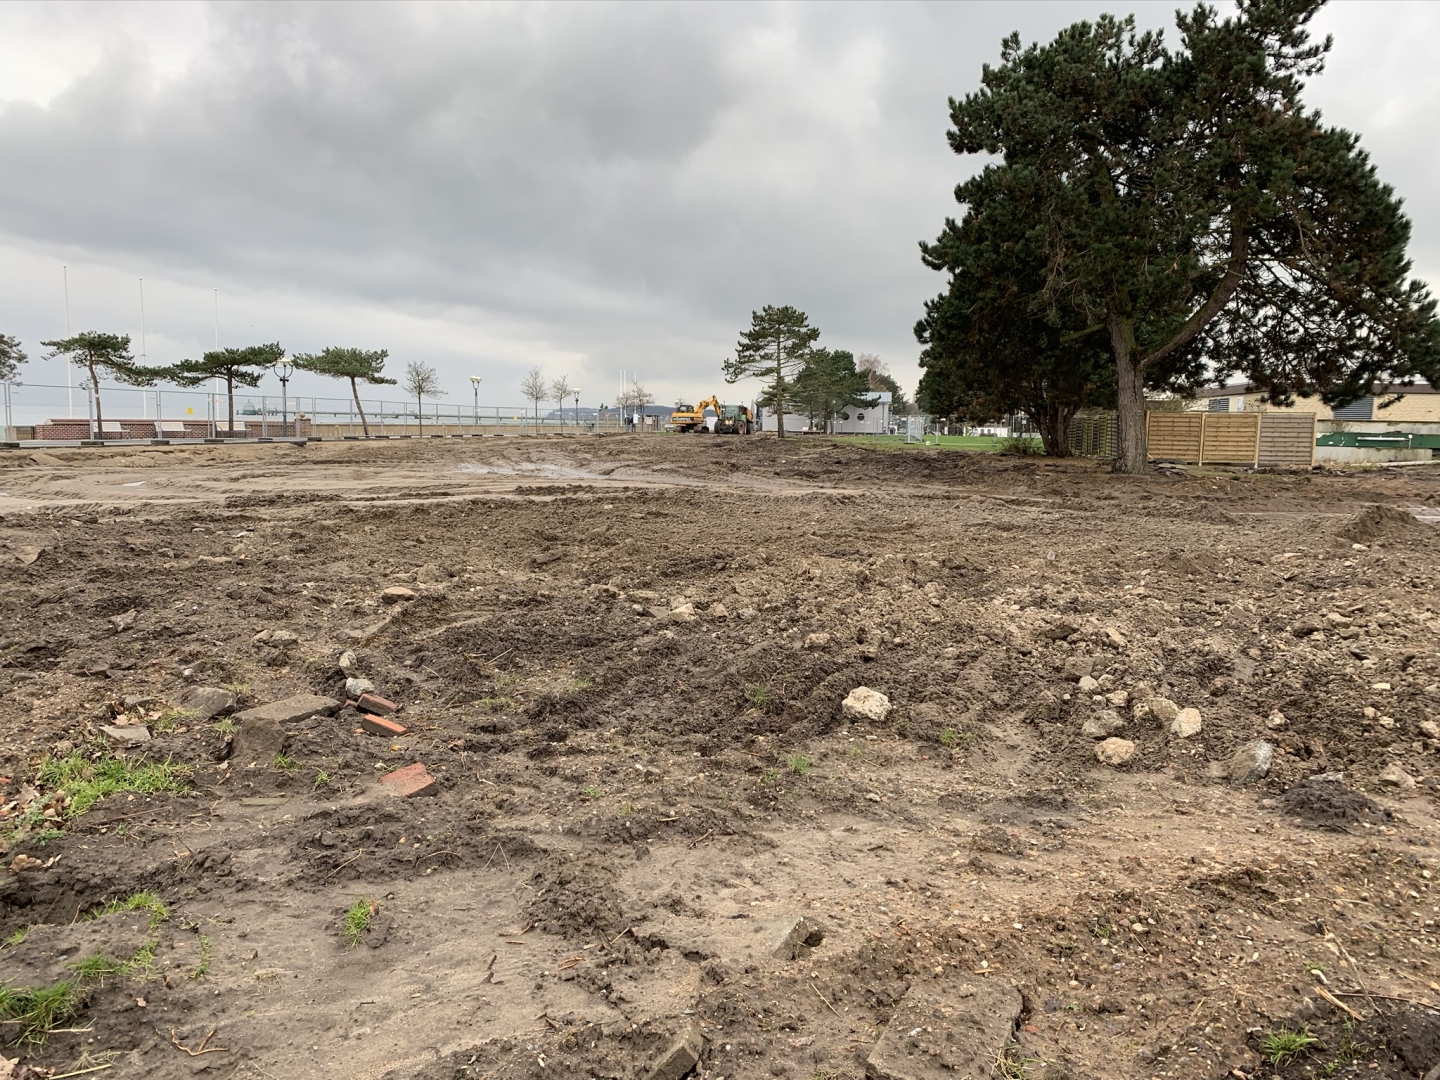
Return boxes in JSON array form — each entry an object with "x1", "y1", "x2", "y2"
[{"x1": 760, "y1": 392, "x2": 894, "y2": 435}]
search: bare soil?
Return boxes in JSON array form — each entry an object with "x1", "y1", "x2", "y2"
[{"x1": 2, "y1": 434, "x2": 1440, "y2": 1080}]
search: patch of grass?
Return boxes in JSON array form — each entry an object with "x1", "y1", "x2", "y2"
[
  {"x1": 71, "y1": 953, "x2": 126, "y2": 981},
  {"x1": 939, "y1": 728, "x2": 957, "y2": 747},
  {"x1": 571, "y1": 675, "x2": 593, "y2": 690},
  {"x1": 619, "y1": 802, "x2": 636, "y2": 817},
  {"x1": 342, "y1": 898, "x2": 376, "y2": 948},
  {"x1": 581, "y1": 784, "x2": 604, "y2": 798},
  {"x1": 35, "y1": 753, "x2": 192, "y2": 819},
  {"x1": 0, "y1": 980, "x2": 80, "y2": 1045},
  {"x1": 759, "y1": 768, "x2": 781, "y2": 785},
  {"x1": 313, "y1": 770, "x2": 331, "y2": 789},
  {"x1": 29, "y1": 827, "x2": 65, "y2": 846},
  {"x1": 127, "y1": 939, "x2": 159, "y2": 977},
  {"x1": 995, "y1": 1046, "x2": 1036, "y2": 1079},
  {"x1": 89, "y1": 890, "x2": 170, "y2": 930},
  {"x1": 273, "y1": 752, "x2": 298, "y2": 770},
  {"x1": 222, "y1": 681, "x2": 251, "y2": 695},
  {"x1": 744, "y1": 684, "x2": 770, "y2": 710},
  {"x1": 786, "y1": 754, "x2": 812, "y2": 776},
  {"x1": 214, "y1": 717, "x2": 237, "y2": 735},
  {"x1": 189, "y1": 935, "x2": 212, "y2": 979},
  {"x1": 1261, "y1": 1026, "x2": 1321, "y2": 1067},
  {"x1": 5, "y1": 926, "x2": 30, "y2": 947},
  {"x1": 150, "y1": 708, "x2": 191, "y2": 733},
  {"x1": 478, "y1": 696, "x2": 515, "y2": 712},
  {"x1": 1092, "y1": 923, "x2": 1114, "y2": 941}
]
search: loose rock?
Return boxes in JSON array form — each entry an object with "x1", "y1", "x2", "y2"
[
  {"x1": 1170, "y1": 708, "x2": 1202, "y2": 739},
  {"x1": 337, "y1": 649, "x2": 357, "y2": 674},
  {"x1": 101, "y1": 725, "x2": 151, "y2": 748},
  {"x1": 1095, "y1": 738, "x2": 1135, "y2": 766},
  {"x1": 803, "y1": 632, "x2": 832, "y2": 650},
  {"x1": 1227, "y1": 740, "x2": 1274, "y2": 783},
  {"x1": 1081, "y1": 710, "x2": 1125, "y2": 738},
  {"x1": 1380, "y1": 763, "x2": 1418, "y2": 790},
  {"x1": 380, "y1": 586, "x2": 417, "y2": 603},
  {"x1": 345, "y1": 677, "x2": 376, "y2": 699},
  {"x1": 1077, "y1": 675, "x2": 1100, "y2": 693},
  {"x1": 1146, "y1": 696, "x2": 1180, "y2": 725},
  {"x1": 843, "y1": 686, "x2": 892, "y2": 723},
  {"x1": 1062, "y1": 655, "x2": 1095, "y2": 680},
  {"x1": 644, "y1": 1020, "x2": 702, "y2": 1080},
  {"x1": 178, "y1": 686, "x2": 236, "y2": 720}
]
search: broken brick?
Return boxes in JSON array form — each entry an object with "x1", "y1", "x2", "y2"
[
  {"x1": 359, "y1": 714, "x2": 407, "y2": 737},
  {"x1": 356, "y1": 693, "x2": 399, "y2": 716},
  {"x1": 379, "y1": 763, "x2": 436, "y2": 798}
]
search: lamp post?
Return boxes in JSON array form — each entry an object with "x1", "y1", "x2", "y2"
[
  {"x1": 573, "y1": 389, "x2": 581, "y2": 430},
  {"x1": 274, "y1": 360, "x2": 293, "y2": 436},
  {"x1": 470, "y1": 375, "x2": 481, "y2": 431}
]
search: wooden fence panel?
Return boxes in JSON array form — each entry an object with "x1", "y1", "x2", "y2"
[
  {"x1": 1147, "y1": 413, "x2": 1204, "y2": 461},
  {"x1": 1257, "y1": 413, "x2": 1316, "y2": 467},
  {"x1": 1200, "y1": 412, "x2": 1261, "y2": 464}
]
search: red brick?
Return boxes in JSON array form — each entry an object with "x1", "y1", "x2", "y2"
[
  {"x1": 359, "y1": 713, "x2": 407, "y2": 737},
  {"x1": 379, "y1": 763, "x2": 436, "y2": 797},
  {"x1": 357, "y1": 693, "x2": 399, "y2": 716}
]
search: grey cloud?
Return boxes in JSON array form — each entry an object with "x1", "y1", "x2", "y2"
[{"x1": 0, "y1": 1, "x2": 1433, "y2": 401}]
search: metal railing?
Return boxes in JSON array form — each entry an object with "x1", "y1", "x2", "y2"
[{"x1": 1, "y1": 381, "x2": 659, "y2": 441}]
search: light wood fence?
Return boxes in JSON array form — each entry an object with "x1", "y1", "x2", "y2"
[{"x1": 1146, "y1": 411, "x2": 1315, "y2": 466}]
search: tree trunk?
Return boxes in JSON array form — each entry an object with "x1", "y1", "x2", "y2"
[
  {"x1": 350, "y1": 377, "x2": 370, "y2": 436},
  {"x1": 227, "y1": 372, "x2": 236, "y2": 437},
  {"x1": 1030, "y1": 403, "x2": 1073, "y2": 457},
  {"x1": 1109, "y1": 313, "x2": 1148, "y2": 473},
  {"x1": 88, "y1": 360, "x2": 102, "y2": 439},
  {"x1": 773, "y1": 354, "x2": 785, "y2": 439},
  {"x1": 418, "y1": 395, "x2": 423, "y2": 434}
]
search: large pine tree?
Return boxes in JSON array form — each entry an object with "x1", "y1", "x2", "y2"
[{"x1": 931, "y1": 0, "x2": 1440, "y2": 471}]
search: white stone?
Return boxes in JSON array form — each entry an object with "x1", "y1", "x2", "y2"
[
  {"x1": 666, "y1": 603, "x2": 698, "y2": 622},
  {"x1": 1077, "y1": 675, "x2": 1100, "y2": 692},
  {"x1": 1095, "y1": 738, "x2": 1136, "y2": 766},
  {"x1": 842, "y1": 687, "x2": 892, "y2": 724},
  {"x1": 1170, "y1": 708, "x2": 1203, "y2": 739},
  {"x1": 381, "y1": 586, "x2": 417, "y2": 603},
  {"x1": 345, "y1": 677, "x2": 376, "y2": 699},
  {"x1": 337, "y1": 650, "x2": 357, "y2": 674},
  {"x1": 1419, "y1": 720, "x2": 1440, "y2": 739},
  {"x1": 803, "y1": 632, "x2": 832, "y2": 650}
]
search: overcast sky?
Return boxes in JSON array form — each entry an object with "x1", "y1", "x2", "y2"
[{"x1": 1, "y1": 0, "x2": 1435, "y2": 412}]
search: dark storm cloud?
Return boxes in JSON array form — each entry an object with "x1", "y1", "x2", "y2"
[{"x1": 0, "y1": 1, "x2": 1434, "y2": 400}]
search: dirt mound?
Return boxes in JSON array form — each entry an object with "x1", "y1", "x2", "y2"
[
  {"x1": 1278, "y1": 775, "x2": 1387, "y2": 829},
  {"x1": 1338, "y1": 503, "x2": 1423, "y2": 543}
]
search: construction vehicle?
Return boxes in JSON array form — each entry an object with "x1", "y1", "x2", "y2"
[{"x1": 668, "y1": 396, "x2": 754, "y2": 434}]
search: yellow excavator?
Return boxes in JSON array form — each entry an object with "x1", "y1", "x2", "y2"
[{"x1": 669, "y1": 396, "x2": 754, "y2": 434}]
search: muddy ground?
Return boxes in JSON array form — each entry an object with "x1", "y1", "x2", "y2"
[{"x1": 1, "y1": 434, "x2": 1439, "y2": 1080}]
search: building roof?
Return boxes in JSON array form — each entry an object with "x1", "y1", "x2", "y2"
[{"x1": 1193, "y1": 380, "x2": 1436, "y2": 399}]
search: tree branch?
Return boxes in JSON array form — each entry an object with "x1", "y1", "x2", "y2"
[{"x1": 1137, "y1": 224, "x2": 1249, "y2": 371}]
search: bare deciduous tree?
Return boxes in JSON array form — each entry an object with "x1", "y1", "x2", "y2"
[
  {"x1": 520, "y1": 366, "x2": 548, "y2": 429},
  {"x1": 550, "y1": 374, "x2": 573, "y2": 428},
  {"x1": 402, "y1": 360, "x2": 445, "y2": 433}
]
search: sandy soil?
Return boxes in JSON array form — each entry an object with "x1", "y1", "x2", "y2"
[{"x1": 1, "y1": 434, "x2": 1439, "y2": 1080}]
